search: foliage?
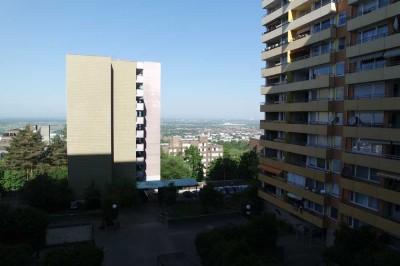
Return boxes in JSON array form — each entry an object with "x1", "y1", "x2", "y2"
[
  {"x1": 0, "y1": 243, "x2": 34, "y2": 266},
  {"x1": 3, "y1": 126, "x2": 46, "y2": 181},
  {"x1": 23, "y1": 174, "x2": 73, "y2": 212},
  {"x1": 40, "y1": 242, "x2": 104, "y2": 266},
  {"x1": 44, "y1": 128, "x2": 67, "y2": 167},
  {"x1": 198, "y1": 185, "x2": 223, "y2": 212},
  {"x1": 83, "y1": 182, "x2": 102, "y2": 209},
  {"x1": 103, "y1": 177, "x2": 137, "y2": 207},
  {"x1": 216, "y1": 140, "x2": 249, "y2": 161},
  {"x1": 207, "y1": 157, "x2": 238, "y2": 180},
  {"x1": 158, "y1": 183, "x2": 177, "y2": 205},
  {"x1": 0, "y1": 170, "x2": 25, "y2": 192},
  {"x1": 324, "y1": 226, "x2": 400, "y2": 266},
  {"x1": 238, "y1": 150, "x2": 258, "y2": 179},
  {"x1": 239, "y1": 185, "x2": 264, "y2": 217},
  {"x1": 184, "y1": 145, "x2": 204, "y2": 182},
  {"x1": 161, "y1": 151, "x2": 190, "y2": 180},
  {"x1": 195, "y1": 218, "x2": 279, "y2": 266},
  {"x1": 0, "y1": 204, "x2": 49, "y2": 252}
]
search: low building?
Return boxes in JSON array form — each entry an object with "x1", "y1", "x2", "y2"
[{"x1": 162, "y1": 136, "x2": 223, "y2": 175}]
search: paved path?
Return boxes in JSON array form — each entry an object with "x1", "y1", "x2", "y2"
[{"x1": 93, "y1": 202, "x2": 247, "y2": 266}]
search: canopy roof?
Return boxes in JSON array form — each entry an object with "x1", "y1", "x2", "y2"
[{"x1": 137, "y1": 178, "x2": 198, "y2": 190}]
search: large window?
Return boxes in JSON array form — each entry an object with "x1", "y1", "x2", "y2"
[
  {"x1": 338, "y1": 38, "x2": 346, "y2": 51},
  {"x1": 308, "y1": 156, "x2": 329, "y2": 171},
  {"x1": 333, "y1": 136, "x2": 342, "y2": 149},
  {"x1": 352, "y1": 138, "x2": 384, "y2": 156},
  {"x1": 353, "y1": 165, "x2": 380, "y2": 183},
  {"x1": 354, "y1": 83, "x2": 384, "y2": 99},
  {"x1": 338, "y1": 11, "x2": 347, "y2": 26},
  {"x1": 288, "y1": 173, "x2": 306, "y2": 187},
  {"x1": 356, "y1": 24, "x2": 388, "y2": 44},
  {"x1": 336, "y1": 61, "x2": 345, "y2": 76},
  {"x1": 332, "y1": 160, "x2": 341, "y2": 174},
  {"x1": 356, "y1": 111, "x2": 384, "y2": 126},
  {"x1": 350, "y1": 191, "x2": 379, "y2": 211},
  {"x1": 331, "y1": 183, "x2": 340, "y2": 197}
]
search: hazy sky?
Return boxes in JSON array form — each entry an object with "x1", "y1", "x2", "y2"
[{"x1": 0, "y1": 0, "x2": 263, "y2": 120}]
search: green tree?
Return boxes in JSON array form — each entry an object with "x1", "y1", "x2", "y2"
[
  {"x1": 245, "y1": 215, "x2": 278, "y2": 253},
  {"x1": 216, "y1": 140, "x2": 249, "y2": 161},
  {"x1": 0, "y1": 205, "x2": 49, "y2": 252},
  {"x1": 239, "y1": 185, "x2": 264, "y2": 216},
  {"x1": 198, "y1": 185, "x2": 223, "y2": 213},
  {"x1": 0, "y1": 170, "x2": 25, "y2": 192},
  {"x1": 161, "y1": 151, "x2": 190, "y2": 180},
  {"x1": 23, "y1": 174, "x2": 73, "y2": 212},
  {"x1": 238, "y1": 150, "x2": 258, "y2": 179},
  {"x1": 40, "y1": 241, "x2": 104, "y2": 266},
  {"x1": 4, "y1": 126, "x2": 46, "y2": 181},
  {"x1": 207, "y1": 157, "x2": 238, "y2": 180},
  {"x1": 44, "y1": 127, "x2": 67, "y2": 167},
  {"x1": 184, "y1": 145, "x2": 204, "y2": 181}
]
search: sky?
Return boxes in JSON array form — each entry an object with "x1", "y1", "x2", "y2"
[{"x1": 0, "y1": 0, "x2": 264, "y2": 120}]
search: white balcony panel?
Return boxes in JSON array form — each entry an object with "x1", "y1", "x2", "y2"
[
  {"x1": 136, "y1": 117, "x2": 144, "y2": 124},
  {"x1": 136, "y1": 89, "x2": 144, "y2": 97},
  {"x1": 137, "y1": 130, "x2": 144, "y2": 138},
  {"x1": 136, "y1": 75, "x2": 144, "y2": 83},
  {"x1": 136, "y1": 103, "x2": 144, "y2": 111},
  {"x1": 288, "y1": 3, "x2": 337, "y2": 31},
  {"x1": 136, "y1": 144, "x2": 145, "y2": 151}
]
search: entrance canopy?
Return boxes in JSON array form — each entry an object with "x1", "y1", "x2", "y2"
[{"x1": 136, "y1": 178, "x2": 198, "y2": 190}]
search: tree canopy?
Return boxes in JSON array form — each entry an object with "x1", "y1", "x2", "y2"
[
  {"x1": 3, "y1": 126, "x2": 46, "y2": 181},
  {"x1": 238, "y1": 150, "x2": 258, "y2": 179},
  {"x1": 207, "y1": 157, "x2": 238, "y2": 180},
  {"x1": 184, "y1": 145, "x2": 204, "y2": 181},
  {"x1": 161, "y1": 151, "x2": 190, "y2": 180}
]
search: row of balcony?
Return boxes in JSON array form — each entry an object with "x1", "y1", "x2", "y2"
[
  {"x1": 342, "y1": 150, "x2": 400, "y2": 175},
  {"x1": 346, "y1": 61, "x2": 400, "y2": 85}
]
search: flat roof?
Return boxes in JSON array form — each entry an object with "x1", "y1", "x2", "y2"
[{"x1": 137, "y1": 178, "x2": 198, "y2": 190}]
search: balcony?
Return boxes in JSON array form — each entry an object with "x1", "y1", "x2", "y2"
[
  {"x1": 260, "y1": 120, "x2": 334, "y2": 135},
  {"x1": 346, "y1": 61, "x2": 400, "y2": 84},
  {"x1": 342, "y1": 150, "x2": 400, "y2": 174},
  {"x1": 259, "y1": 156, "x2": 329, "y2": 182},
  {"x1": 347, "y1": 32, "x2": 400, "y2": 59},
  {"x1": 136, "y1": 130, "x2": 144, "y2": 138},
  {"x1": 137, "y1": 157, "x2": 145, "y2": 163},
  {"x1": 136, "y1": 75, "x2": 144, "y2": 83},
  {"x1": 259, "y1": 173, "x2": 325, "y2": 205},
  {"x1": 258, "y1": 190, "x2": 327, "y2": 228},
  {"x1": 262, "y1": 43, "x2": 288, "y2": 60},
  {"x1": 288, "y1": 2, "x2": 337, "y2": 31},
  {"x1": 259, "y1": 139, "x2": 331, "y2": 159},
  {"x1": 136, "y1": 116, "x2": 144, "y2": 124},
  {"x1": 262, "y1": 22, "x2": 289, "y2": 43},
  {"x1": 284, "y1": 50, "x2": 335, "y2": 72},
  {"x1": 288, "y1": 25, "x2": 336, "y2": 51},
  {"x1": 261, "y1": 64, "x2": 284, "y2": 77},
  {"x1": 341, "y1": 177, "x2": 399, "y2": 205},
  {"x1": 136, "y1": 144, "x2": 145, "y2": 152},
  {"x1": 136, "y1": 102, "x2": 144, "y2": 111},
  {"x1": 339, "y1": 203, "x2": 400, "y2": 237},
  {"x1": 261, "y1": 99, "x2": 334, "y2": 113},
  {"x1": 136, "y1": 89, "x2": 144, "y2": 97},
  {"x1": 261, "y1": 75, "x2": 334, "y2": 94},
  {"x1": 347, "y1": 0, "x2": 400, "y2": 31},
  {"x1": 344, "y1": 96, "x2": 400, "y2": 111},
  {"x1": 343, "y1": 126, "x2": 400, "y2": 142},
  {"x1": 262, "y1": 4, "x2": 289, "y2": 26}
]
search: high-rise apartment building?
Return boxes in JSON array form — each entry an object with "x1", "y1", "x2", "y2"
[
  {"x1": 67, "y1": 54, "x2": 161, "y2": 196},
  {"x1": 161, "y1": 136, "x2": 224, "y2": 175},
  {"x1": 258, "y1": 0, "x2": 400, "y2": 245}
]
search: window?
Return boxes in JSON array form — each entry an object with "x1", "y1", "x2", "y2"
[
  {"x1": 330, "y1": 207, "x2": 338, "y2": 220},
  {"x1": 332, "y1": 160, "x2": 341, "y2": 173},
  {"x1": 354, "y1": 83, "x2": 384, "y2": 99},
  {"x1": 336, "y1": 61, "x2": 345, "y2": 76},
  {"x1": 356, "y1": 111, "x2": 384, "y2": 126},
  {"x1": 352, "y1": 138, "x2": 383, "y2": 156},
  {"x1": 332, "y1": 183, "x2": 340, "y2": 197},
  {"x1": 333, "y1": 136, "x2": 342, "y2": 149},
  {"x1": 348, "y1": 216, "x2": 364, "y2": 228},
  {"x1": 338, "y1": 11, "x2": 347, "y2": 26},
  {"x1": 350, "y1": 191, "x2": 379, "y2": 211},
  {"x1": 335, "y1": 87, "x2": 344, "y2": 100},
  {"x1": 353, "y1": 165, "x2": 380, "y2": 183},
  {"x1": 288, "y1": 173, "x2": 306, "y2": 187},
  {"x1": 338, "y1": 37, "x2": 346, "y2": 51}
]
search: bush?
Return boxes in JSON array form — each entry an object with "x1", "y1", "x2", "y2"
[
  {"x1": 0, "y1": 170, "x2": 25, "y2": 192},
  {"x1": 0, "y1": 205, "x2": 49, "y2": 252},
  {"x1": 23, "y1": 174, "x2": 73, "y2": 212},
  {"x1": 40, "y1": 242, "x2": 104, "y2": 266},
  {"x1": 198, "y1": 185, "x2": 223, "y2": 213}
]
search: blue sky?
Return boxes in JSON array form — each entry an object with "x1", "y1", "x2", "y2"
[{"x1": 0, "y1": 0, "x2": 263, "y2": 120}]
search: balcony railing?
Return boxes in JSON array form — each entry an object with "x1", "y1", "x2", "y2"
[
  {"x1": 262, "y1": 21, "x2": 289, "y2": 35},
  {"x1": 291, "y1": 48, "x2": 335, "y2": 62},
  {"x1": 345, "y1": 149, "x2": 400, "y2": 160},
  {"x1": 348, "y1": 0, "x2": 395, "y2": 20},
  {"x1": 293, "y1": 0, "x2": 334, "y2": 21},
  {"x1": 347, "y1": 60, "x2": 400, "y2": 73},
  {"x1": 263, "y1": 3, "x2": 289, "y2": 18}
]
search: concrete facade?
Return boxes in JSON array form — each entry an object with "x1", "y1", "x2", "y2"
[
  {"x1": 259, "y1": 0, "x2": 400, "y2": 246},
  {"x1": 67, "y1": 54, "x2": 160, "y2": 196}
]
